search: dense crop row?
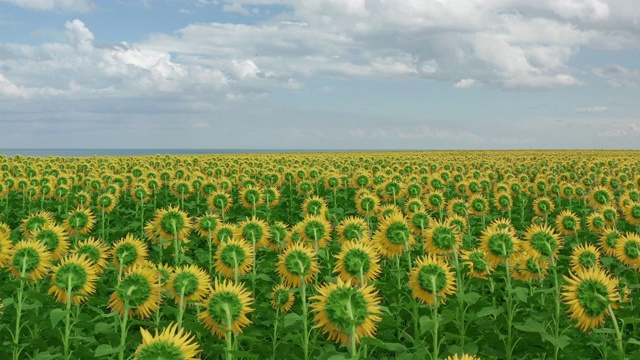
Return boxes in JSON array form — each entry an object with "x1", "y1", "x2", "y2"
[{"x1": 0, "y1": 150, "x2": 639, "y2": 360}]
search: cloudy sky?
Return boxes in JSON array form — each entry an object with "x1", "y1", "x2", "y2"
[{"x1": 0, "y1": 0, "x2": 639, "y2": 150}]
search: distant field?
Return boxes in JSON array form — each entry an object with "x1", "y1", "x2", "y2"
[{"x1": 0, "y1": 150, "x2": 638, "y2": 360}]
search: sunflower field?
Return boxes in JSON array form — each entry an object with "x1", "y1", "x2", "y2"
[{"x1": 0, "y1": 150, "x2": 639, "y2": 360}]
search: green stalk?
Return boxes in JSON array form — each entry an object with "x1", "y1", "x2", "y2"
[
  {"x1": 63, "y1": 276, "x2": 73, "y2": 359},
  {"x1": 504, "y1": 258, "x2": 515, "y2": 360},
  {"x1": 431, "y1": 276, "x2": 440, "y2": 360},
  {"x1": 12, "y1": 258, "x2": 28, "y2": 360},
  {"x1": 607, "y1": 304, "x2": 625, "y2": 360},
  {"x1": 272, "y1": 309, "x2": 280, "y2": 360},
  {"x1": 300, "y1": 275, "x2": 309, "y2": 360},
  {"x1": 173, "y1": 221, "x2": 180, "y2": 267},
  {"x1": 208, "y1": 231, "x2": 214, "y2": 277},
  {"x1": 177, "y1": 286, "x2": 186, "y2": 330},
  {"x1": 224, "y1": 304, "x2": 234, "y2": 360},
  {"x1": 118, "y1": 300, "x2": 130, "y2": 360}
]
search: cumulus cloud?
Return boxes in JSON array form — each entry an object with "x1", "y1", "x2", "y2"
[{"x1": 454, "y1": 79, "x2": 475, "y2": 89}]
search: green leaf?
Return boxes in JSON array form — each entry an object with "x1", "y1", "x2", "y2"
[
  {"x1": 360, "y1": 337, "x2": 407, "y2": 352},
  {"x1": 94, "y1": 344, "x2": 123, "y2": 357},
  {"x1": 512, "y1": 287, "x2": 528, "y2": 303},
  {"x1": 514, "y1": 318, "x2": 546, "y2": 334},
  {"x1": 50, "y1": 308, "x2": 67, "y2": 328},
  {"x1": 326, "y1": 356, "x2": 347, "y2": 360},
  {"x1": 283, "y1": 313, "x2": 303, "y2": 327},
  {"x1": 93, "y1": 322, "x2": 114, "y2": 334},
  {"x1": 627, "y1": 338, "x2": 640, "y2": 345},
  {"x1": 476, "y1": 306, "x2": 503, "y2": 318},
  {"x1": 419, "y1": 316, "x2": 435, "y2": 335},
  {"x1": 458, "y1": 292, "x2": 481, "y2": 305},
  {"x1": 30, "y1": 352, "x2": 59, "y2": 360},
  {"x1": 542, "y1": 334, "x2": 571, "y2": 349}
]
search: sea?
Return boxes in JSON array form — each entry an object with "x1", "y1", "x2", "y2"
[{"x1": 0, "y1": 149, "x2": 332, "y2": 158}]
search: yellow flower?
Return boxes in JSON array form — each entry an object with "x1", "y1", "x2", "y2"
[
  {"x1": 48, "y1": 254, "x2": 98, "y2": 304},
  {"x1": 168, "y1": 265, "x2": 212, "y2": 305},
  {"x1": 112, "y1": 234, "x2": 149, "y2": 271},
  {"x1": 408, "y1": 255, "x2": 456, "y2": 306},
  {"x1": 562, "y1": 267, "x2": 620, "y2": 331},
  {"x1": 276, "y1": 243, "x2": 320, "y2": 288},
  {"x1": 570, "y1": 244, "x2": 602, "y2": 272},
  {"x1": 198, "y1": 278, "x2": 254, "y2": 339},
  {"x1": 422, "y1": 219, "x2": 462, "y2": 256},
  {"x1": 32, "y1": 223, "x2": 70, "y2": 261},
  {"x1": 135, "y1": 322, "x2": 201, "y2": 360},
  {"x1": 270, "y1": 284, "x2": 295, "y2": 312},
  {"x1": 215, "y1": 237, "x2": 254, "y2": 280},
  {"x1": 108, "y1": 265, "x2": 161, "y2": 319},
  {"x1": 372, "y1": 212, "x2": 415, "y2": 257},
  {"x1": 334, "y1": 241, "x2": 381, "y2": 285},
  {"x1": 9, "y1": 239, "x2": 52, "y2": 280},
  {"x1": 64, "y1": 207, "x2": 96, "y2": 235},
  {"x1": 614, "y1": 232, "x2": 640, "y2": 270},
  {"x1": 310, "y1": 278, "x2": 382, "y2": 345}
]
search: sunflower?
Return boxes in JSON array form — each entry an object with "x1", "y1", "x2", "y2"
[
  {"x1": 0, "y1": 221, "x2": 11, "y2": 238},
  {"x1": 299, "y1": 215, "x2": 332, "y2": 249},
  {"x1": 72, "y1": 190, "x2": 92, "y2": 207},
  {"x1": 239, "y1": 185, "x2": 263, "y2": 210},
  {"x1": 443, "y1": 354, "x2": 481, "y2": 360},
  {"x1": 276, "y1": 243, "x2": 320, "y2": 288},
  {"x1": 446, "y1": 214, "x2": 468, "y2": 234},
  {"x1": 355, "y1": 191, "x2": 379, "y2": 215},
  {"x1": 135, "y1": 322, "x2": 201, "y2": 360},
  {"x1": 96, "y1": 193, "x2": 117, "y2": 213},
  {"x1": 9, "y1": 239, "x2": 53, "y2": 280},
  {"x1": 215, "y1": 223, "x2": 237, "y2": 244},
  {"x1": 238, "y1": 217, "x2": 270, "y2": 248},
  {"x1": 336, "y1": 216, "x2": 370, "y2": 244},
  {"x1": 598, "y1": 205, "x2": 618, "y2": 228},
  {"x1": 266, "y1": 222, "x2": 288, "y2": 252},
  {"x1": 271, "y1": 284, "x2": 295, "y2": 312},
  {"x1": 263, "y1": 187, "x2": 280, "y2": 207},
  {"x1": 478, "y1": 227, "x2": 521, "y2": 267},
  {"x1": 372, "y1": 212, "x2": 415, "y2": 257},
  {"x1": 310, "y1": 278, "x2": 382, "y2": 345},
  {"x1": 214, "y1": 237, "x2": 254, "y2": 280},
  {"x1": 198, "y1": 278, "x2": 254, "y2": 339},
  {"x1": 447, "y1": 198, "x2": 468, "y2": 217},
  {"x1": 153, "y1": 206, "x2": 193, "y2": 242},
  {"x1": 334, "y1": 241, "x2": 381, "y2": 285},
  {"x1": 561, "y1": 267, "x2": 621, "y2": 331},
  {"x1": 493, "y1": 192, "x2": 512, "y2": 212},
  {"x1": 408, "y1": 255, "x2": 456, "y2": 306},
  {"x1": 423, "y1": 220, "x2": 462, "y2": 256},
  {"x1": 588, "y1": 186, "x2": 614, "y2": 210},
  {"x1": 73, "y1": 236, "x2": 110, "y2": 274},
  {"x1": 511, "y1": 251, "x2": 548, "y2": 282},
  {"x1": 32, "y1": 223, "x2": 70, "y2": 260},
  {"x1": 409, "y1": 211, "x2": 431, "y2": 235},
  {"x1": 0, "y1": 231, "x2": 12, "y2": 266},
  {"x1": 377, "y1": 204, "x2": 403, "y2": 220},
  {"x1": 522, "y1": 223, "x2": 562, "y2": 260},
  {"x1": 404, "y1": 198, "x2": 425, "y2": 216},
  {"x1": 195, "y1": 212, "x2": 220, "y2": 238},
  {"x1": 64, "y1": 207, "x2": 96, "y2": 235},
  {"x1": 112, "y1": 234, "x2": 149, "y2": 271},
  {"x1": 48, "y1": 254, "x2": 98, "y2": 304},
  {"x1": 460, "y1": 248, "x2": 495, "y2": 279},
  {"x1": 532, "y1": 196, "x2": 555, "y2": 217},
  {"x1": 570, "y1": 244, "x2": 602, "y2": 272},
  {"x1": 21, "y1": 210, "x2": 55, "y2": 237},
  {"x1": 622, "y1": 201, "x2": 640, "y2": 225},
  {"x1": 598, "y1": 227, "x2": 621, "y2": 257},
  {"x1": 555, "y1": 210, "x2": 581, "y2": 236},
  {"x1": 486, "y1": 218, "x2": 517, "y2": 236},
  {"x1": 586, "y1": 212, "x2": 607, "y2": 234},
  {"x1": 108, "y1": 265, "x2": 161, "y2": 319},
  {"x1": 302, "y1": 195, "x2": 328, "y2": 217},
  {"x1": 168, "y1": 265, "x2": 212, "y2": 305},
  {"x1": 424, "y1": 191, "x2": 446, "y2": 212},
  {"x1": 467, "y1": 194, "x2": 489, "y2": 216},
  {"x1": 208, "y1": 191, "x2": 232, "y2": 214},
  {"x1": 614, "y1": 232, "x2": 640, "y2": 270},
  {"x1": 153, "y1": 262, "x2": 175, "y2": 292}
]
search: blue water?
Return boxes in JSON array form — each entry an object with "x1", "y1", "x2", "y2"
[{"x1": 0, "y1": 149, "x2": 327, "y2": 158}]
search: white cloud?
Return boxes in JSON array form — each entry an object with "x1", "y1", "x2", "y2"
[
  {"x1": 454, "y1": 79, "x2": 475, "y2": 89},
  {"x1": 576, "y1": 106, "x2": 608, "y2": 113},
  {"x1": 1, "y1": 0, "x2": 93, "y2": 12}
]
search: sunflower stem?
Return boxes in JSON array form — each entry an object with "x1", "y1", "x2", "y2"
[
  {"x1": 177, "y1": 286, "x2": 186, "y2": 330},
  {"x1": 208, "y1": 230, "x2": 214, "y2": 276},
  {"x1": 272, "y1": 309, "x2": 280, "y2": 360},
  {"x1": 173, "y1": 221, "x2": 181, "y2": 267},
  {"x1": 12, "y1": 259, "x2": 27, "y2": 360},
  {"x1": 430, "y1": 276, "x2": 440, "y2": 360},
  {"x1": 453, "y1": 247, "x2": 467, "y2": 348},
  {"x1": 300, "y1": 276, "x2": 309, "y2": 360},
  {"x1": 550, "y1": 256, "x2": 561, "y2": 360},
  {"x1": 63, "y1": 275, "x2": 73, "y2": 359},
  {"x1": 504, "y1": 258, "x2": 515, "y2": 360},
  {"x1": 607, "y1": 304, "x2": 625, "y2": 360},
  {"x1": 224, "y1": 304, "x2": 234, "y2": 360},
  {"x1": 118, "y1": 301, "x2": 130, "y2": 360}
]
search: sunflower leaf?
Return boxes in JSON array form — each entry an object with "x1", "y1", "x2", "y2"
[
  {"x1": 50, "y1": 308, "x2": 67, "y2": 328},
  {"x1": 283, "y1": 313, "x2": 303, "y2": 327}
]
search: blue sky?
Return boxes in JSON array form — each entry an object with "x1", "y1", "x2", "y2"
[{"x1": 1, "y1": 0, "x2": 639, "y2": 150}]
